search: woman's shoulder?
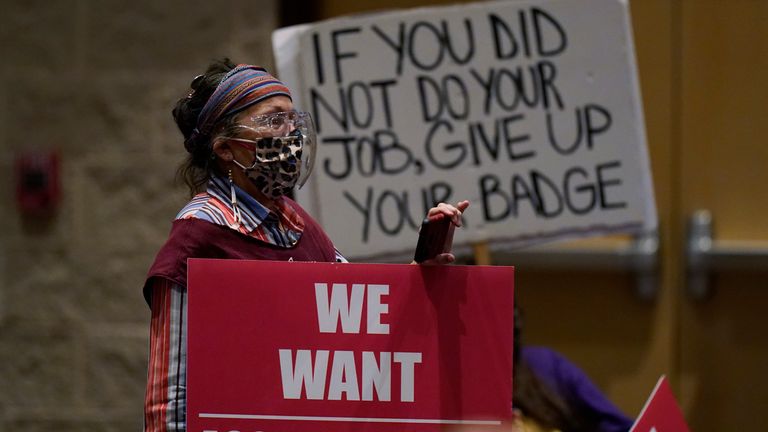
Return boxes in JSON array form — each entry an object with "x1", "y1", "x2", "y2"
[
  {"x1": 521, "y1": 346, "x2": 571, "y2": 370},
  {"x1": 522, "y1": 345, "x2": 634, "y2": 431},
  {"x1": 175, "y1": 192, "x2": 229, "y2": 224},
  {"x1": 520, "y1": 346, "x2": 588, "y2": 397}
]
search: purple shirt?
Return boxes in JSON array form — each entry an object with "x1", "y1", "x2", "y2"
[{"x1": 521, "y1": 346, "x2": 634, "y2": 432}]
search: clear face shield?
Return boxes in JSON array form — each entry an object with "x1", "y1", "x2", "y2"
[{"x1": 224, "y1": 111, "x2": 317, "y2": 189}]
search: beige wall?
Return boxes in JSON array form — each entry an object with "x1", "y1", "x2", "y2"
[{"x1": 0, "y1": 1, "x2": 278, "y2": 430}]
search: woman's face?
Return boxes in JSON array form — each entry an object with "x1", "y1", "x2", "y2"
[
  {"x1": 228, "y1": 95, "x2": 295, "y2": 161},
  {"x1": 213, "y1": 95, "x2": 299, "y2": 205}
]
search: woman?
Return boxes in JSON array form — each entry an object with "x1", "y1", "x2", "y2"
[
  {"x1": 512, "y1": 306, "x2": 634, "y2": 432},
  {"x1": 142, "y1": 59, "x2": 468, "y2": 432}
]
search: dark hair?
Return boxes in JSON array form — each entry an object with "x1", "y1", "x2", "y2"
[
  {"x1": 172, "y1": 58, "x2": 237, "y2": 195},
  {"x1": 513, "y1": 305, "x2": 588, "y2": 432}
]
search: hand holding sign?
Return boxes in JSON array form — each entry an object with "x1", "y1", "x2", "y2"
[{"x1": 415, "y1": 200, "x2": 470, "y2": 265}]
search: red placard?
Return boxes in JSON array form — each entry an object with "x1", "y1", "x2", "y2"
[
  {"x1": 630, "y1": 376, "x2": 691, "y2": 432},
  {"x1": 187, "y1": 260, "x2": 514, "y2": 432}
]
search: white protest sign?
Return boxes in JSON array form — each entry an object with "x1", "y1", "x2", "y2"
[{"x1": 273, "y1": 0, "x2": 656, "y2": 261}]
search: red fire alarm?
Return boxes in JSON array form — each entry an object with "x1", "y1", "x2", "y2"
[{"x1": 14, "y1": 150, "x2": 61, "y2": 216}]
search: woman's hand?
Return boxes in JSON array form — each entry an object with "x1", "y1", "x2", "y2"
[
  {"x1": 427, "y1": 200, "x2": 470, "y2": 228},
  {"x1": 417, "y1": 200, "x2": 470, "y2": 265}
]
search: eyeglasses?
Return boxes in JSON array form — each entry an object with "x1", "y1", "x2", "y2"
[
  {"x1": 233, "y1": 111, "x2": 311, "y2": 136},
  {"x1": 220, "y1": 111, "x2": 317, "y2": 189}
]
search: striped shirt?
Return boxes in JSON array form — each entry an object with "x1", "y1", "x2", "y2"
[
  {"x1": 177, "y1": 175, "x2": 304, "y2": 247},
  {"x1": 144, "y1": 176, "x2": 346, "y2": 432}
]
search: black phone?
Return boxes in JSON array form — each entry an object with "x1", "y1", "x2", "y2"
[{"x1": 413, "y1": 213, "x2": 455, "y2": 263}]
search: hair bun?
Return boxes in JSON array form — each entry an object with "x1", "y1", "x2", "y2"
[
  {"x1": 183, "y1": 128, "x2": 207, "y2": 153},
  {"x1": 190, "y1": 74, "x2": 205, "y2": 90}
]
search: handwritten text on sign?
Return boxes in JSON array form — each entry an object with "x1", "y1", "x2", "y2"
[
  {"x1": 187, "y1": 260, "x2": 514, "y2": 432},
  {"x1": 276, "y1": 0, "x2": 656, "y2": 259}
]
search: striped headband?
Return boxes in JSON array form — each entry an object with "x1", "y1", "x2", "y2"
[{"x1": 187, "y1": 64, "x2": 292, "y2": 151}]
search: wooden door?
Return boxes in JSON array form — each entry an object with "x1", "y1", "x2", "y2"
[
  {"x1": 513, "y1": 0, "x2": 677, "y2": 417},
  {"x1": 678, "y1": 1, "x2": 768, "y2": 430}
]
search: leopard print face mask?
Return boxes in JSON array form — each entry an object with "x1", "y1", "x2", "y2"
[{"x1": 232, "y1": 131, "x2": 304, "y2": 199}]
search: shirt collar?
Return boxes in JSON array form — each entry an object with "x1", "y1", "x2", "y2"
[{"x1": 207, "y1": 174, "x2": 273, "y2": 233}]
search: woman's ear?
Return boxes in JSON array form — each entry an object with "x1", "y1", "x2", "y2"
[{"x1": 212, "y1": 137, "x2": 234, "y2": 162}]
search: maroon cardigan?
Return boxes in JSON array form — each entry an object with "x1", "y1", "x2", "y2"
[{"x1": 143, "y1": 200, "x2": 337, "y2": 305}]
